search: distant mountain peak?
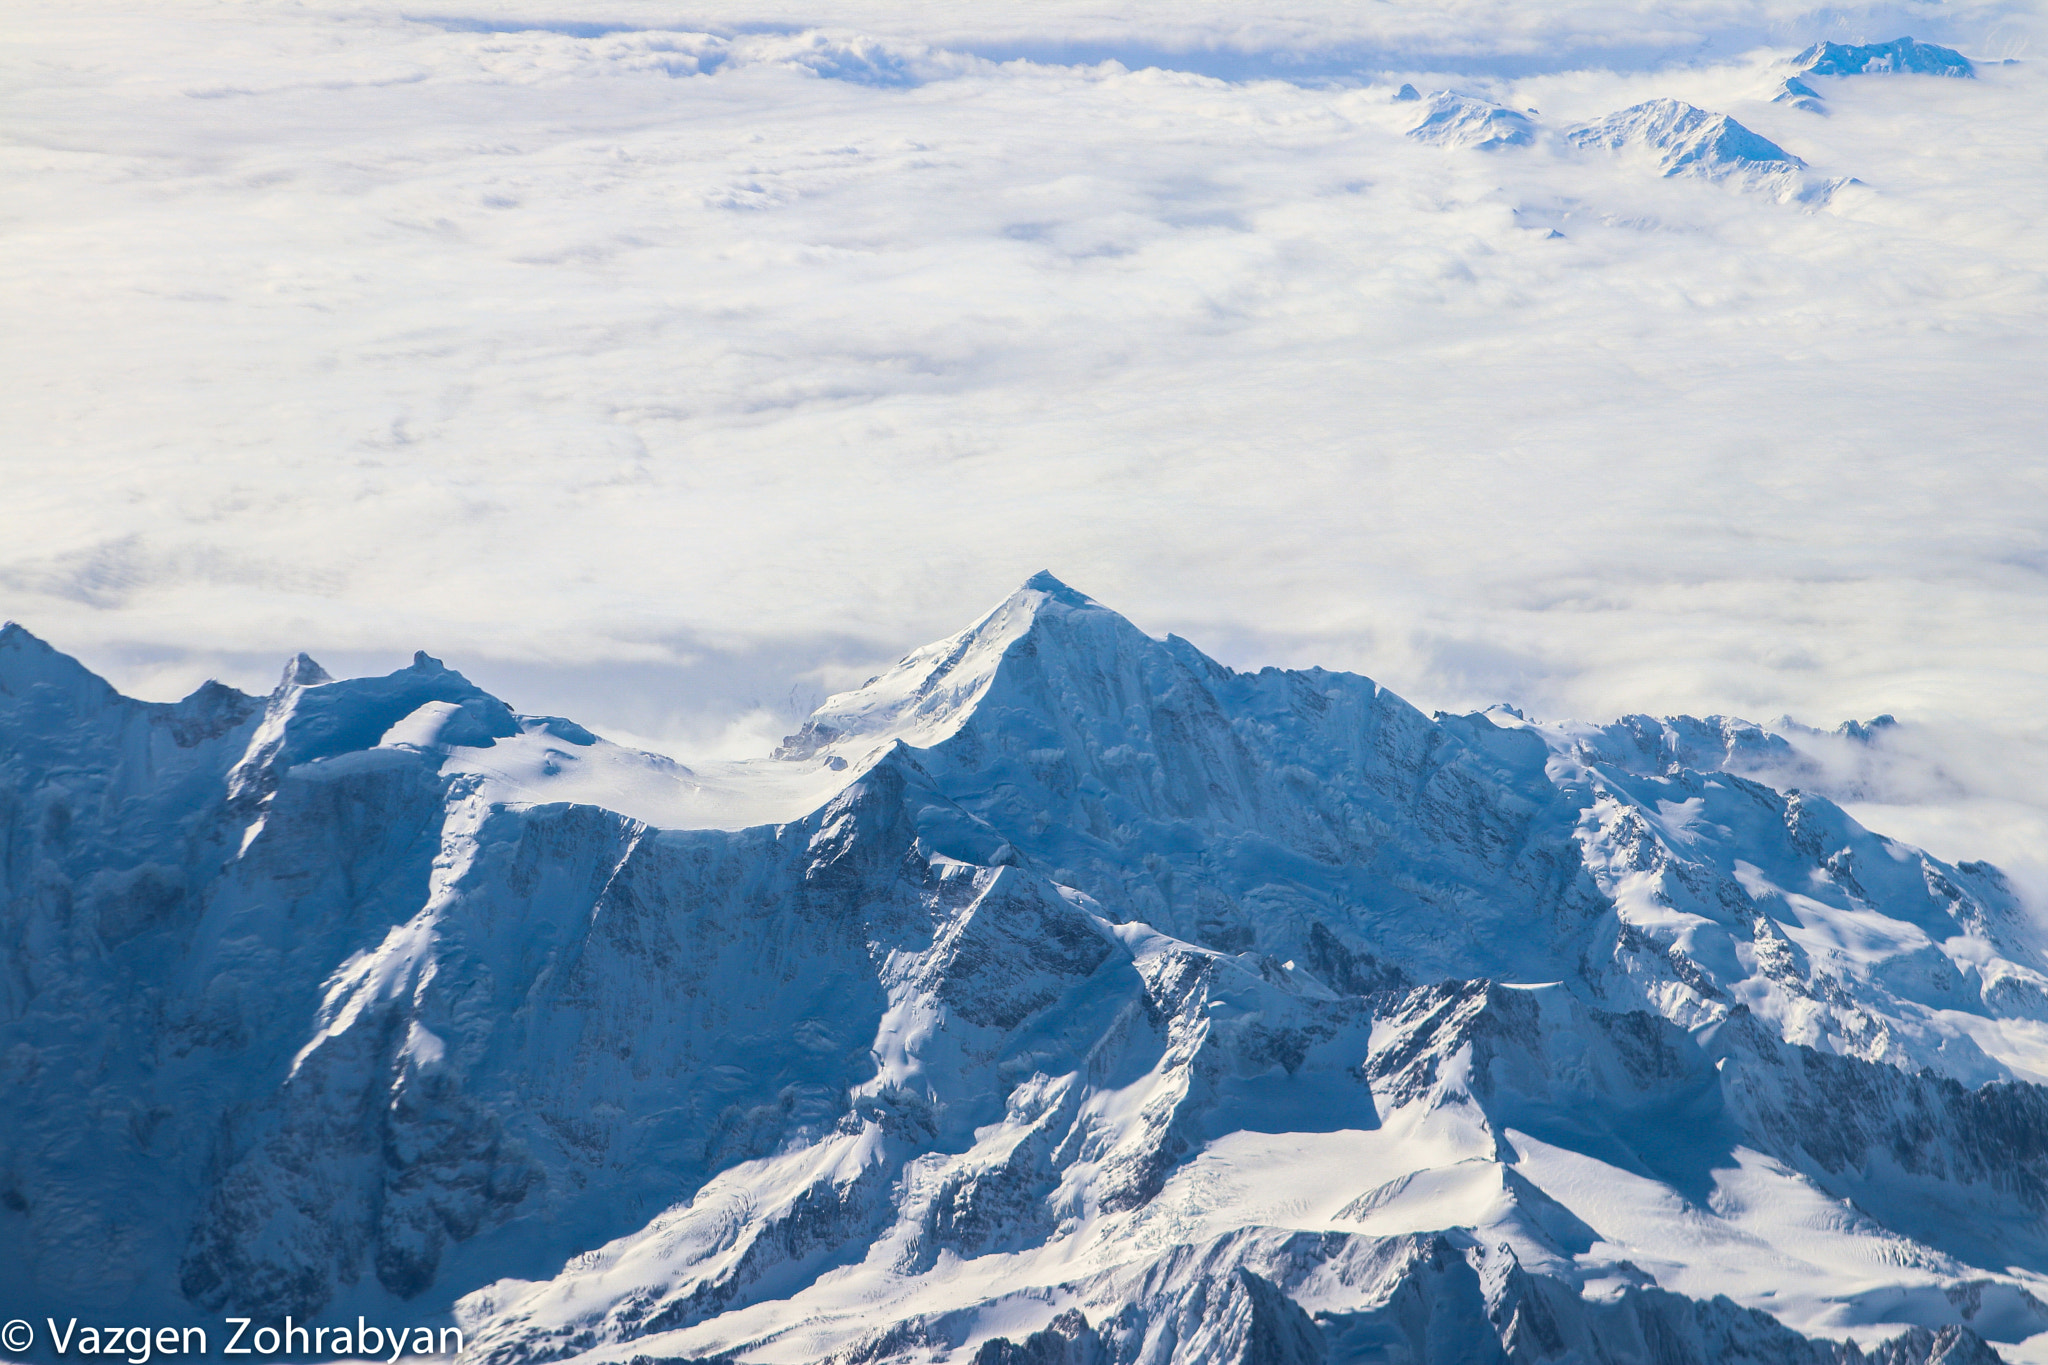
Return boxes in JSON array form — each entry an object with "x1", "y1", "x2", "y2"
[
  {"x1": 1772, "y1": 75, "x2": 1828, "y2": 112},
  {"x1": 1, "y1": 619, "x2": 60, "y2": 660},
  {"x1": 774, "y1": 572, "x2": 1173, "y2": 762},
  {"x1": 1565, "y1": 98, "x2": 1846, "y2": 202},
  {"x1": 0, "y1": 619, "x2": 125, "y2": 712},
  {"x1": 279, "y1": 652, "x2": 333, "y2": 689},
  {"x1": 1570, "y1": 98, "x2": 1804, "y2": 177},
  {"x1": 1795, "y1": 37, "x2": 1974, "y2": 79},
  {"x1": 1017, "y1": 569, "x2": 1098, "y2": 607},
  {"x1": 1406, "y1": 91, "x2": 1536, "y2": 150}
]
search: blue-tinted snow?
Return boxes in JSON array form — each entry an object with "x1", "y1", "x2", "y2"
[
  {"x1": 5, "y1": 583, "x2": 2047, "y2": 1362},
  {"x1": 1796, "y1": 38, "x2": 1976, "y2": 79}
]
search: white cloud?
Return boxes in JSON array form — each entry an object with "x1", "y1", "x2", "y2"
[{"x1": 1, "y1": 0, "x2": 2043, "y2": 878}]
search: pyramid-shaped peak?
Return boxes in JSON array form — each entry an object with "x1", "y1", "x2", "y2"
[
  {"x1": 1017, "y1": 570, "x2": 1101, "y2": 609},
  {"x1": 0, "y1": 620, "x2": 63, "y2": 657},
  {"x1": 775, "y1": 575, "x2": 1184, "y2": 762},
  {"x1": 0, "y1": 622, "x2": 124, "y2": 711},
  {"x1": 278, "y1": 652, "x2": 333, "y2": 690},
  {"x1": 1568, "y1": 99, "x2": 1803, "y2": 179}
]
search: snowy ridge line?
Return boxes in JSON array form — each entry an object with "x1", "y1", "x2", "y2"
[
  {"x1": 388, "y1": 20, "x2": 1981, "y2": 207},
  {"x1": 374, "y1": 19, "x2": 1980, "y2": 209},
  {"x1": 2, "y1": 578, "x2": 2046, "y2": 1362},
  {"x1": 1396, "y1": 75, "x2": 1884, "y2": 203}
]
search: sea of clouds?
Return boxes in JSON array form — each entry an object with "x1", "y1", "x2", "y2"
[{"x1": 2, "y1": 0, "x2": 2043, "y2": 893}]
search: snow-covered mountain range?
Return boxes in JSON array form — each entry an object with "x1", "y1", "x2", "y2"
[
  {"x1": 4, "y1": 574, "x2": 2045, "y2": 1363},
  {"x1": 1400, "y1": 34, "x2": 1977, "y2": 205}
]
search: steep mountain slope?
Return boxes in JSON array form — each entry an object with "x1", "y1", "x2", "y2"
[
  {"x1": 1564, "y1": 99, "x2": 1843, "y2": 202},
  {"x1": 776, "y1": 576, "x2": 2038, "y2": 1080},
  {"x1": 3, "y1": 581, "x2": 2044, "y2": 1363},
  {"x1": 1404, "y1": 93, "x2": 1537, "y2": 150}
]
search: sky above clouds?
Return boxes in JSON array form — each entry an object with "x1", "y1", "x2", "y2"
[{"x1": 2, "y1": 0, "x2": 2044, "y2": 884}]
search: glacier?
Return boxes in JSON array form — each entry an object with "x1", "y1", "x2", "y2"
[{"x1": 4, "y1": 575, "x2": 2047, "y2": 1364}]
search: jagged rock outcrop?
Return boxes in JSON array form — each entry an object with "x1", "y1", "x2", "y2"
[{"x1": 3, "y1": 579, "x2": 2041, "y2": 1363}]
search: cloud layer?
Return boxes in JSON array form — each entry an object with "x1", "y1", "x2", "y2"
[{"x1": 2, "y1": 0, "x2": 2043, "y2": 881}]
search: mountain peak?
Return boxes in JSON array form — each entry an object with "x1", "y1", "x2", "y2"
[
  {"x1": 1795, "y1": 37, "x2": 1974, "y2": 79},
  {"x1": 0, "y1": 620, "x2": 124, "y2": 713},
  {"x1": 279, "y1": 652, "x2": 333, "y2": 689},
  {"x1": 1, "y1": 620, "x2": 57, "y2": 659},
  {"x1": 1406, "y1": 91, "x2": 1536, "y2": 150},
  {"x1": 1018, "y1": 569, "x2": 1096, "y2": 607},
  {"x1": 1569, "y1": 99, "x2": 1804, "y2": 179},
  {"x1": 247, "y1": 652, "x2": 520, "y2": 772},
  {"x1": 773, "y1": 574, "x2": 1169, "y2": 762}
]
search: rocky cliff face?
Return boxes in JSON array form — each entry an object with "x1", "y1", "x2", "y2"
[{"x1": 2, "y1": 580, "x2": 2042, "y2": 1363}]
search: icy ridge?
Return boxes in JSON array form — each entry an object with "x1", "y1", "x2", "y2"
[
  {"x1": 1795, "y1": 38, "x2": 1975, "y2": 79},
  {"x1": 1563, "y1": 98, "x2": 1849, "y2": 202},
  {"x1": 777, "y1": 576, "x2": 2040, "y2": 1081},
  {"x1": 1405, "y1": 91, "x2": 1537, "y2": 150},
  {"x1": 3, "y1": 585, "x2": 2045, "y2": 1362},
  {"x1": 1374, "y1": 36, "x2": 1975, "y2": 206}
]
